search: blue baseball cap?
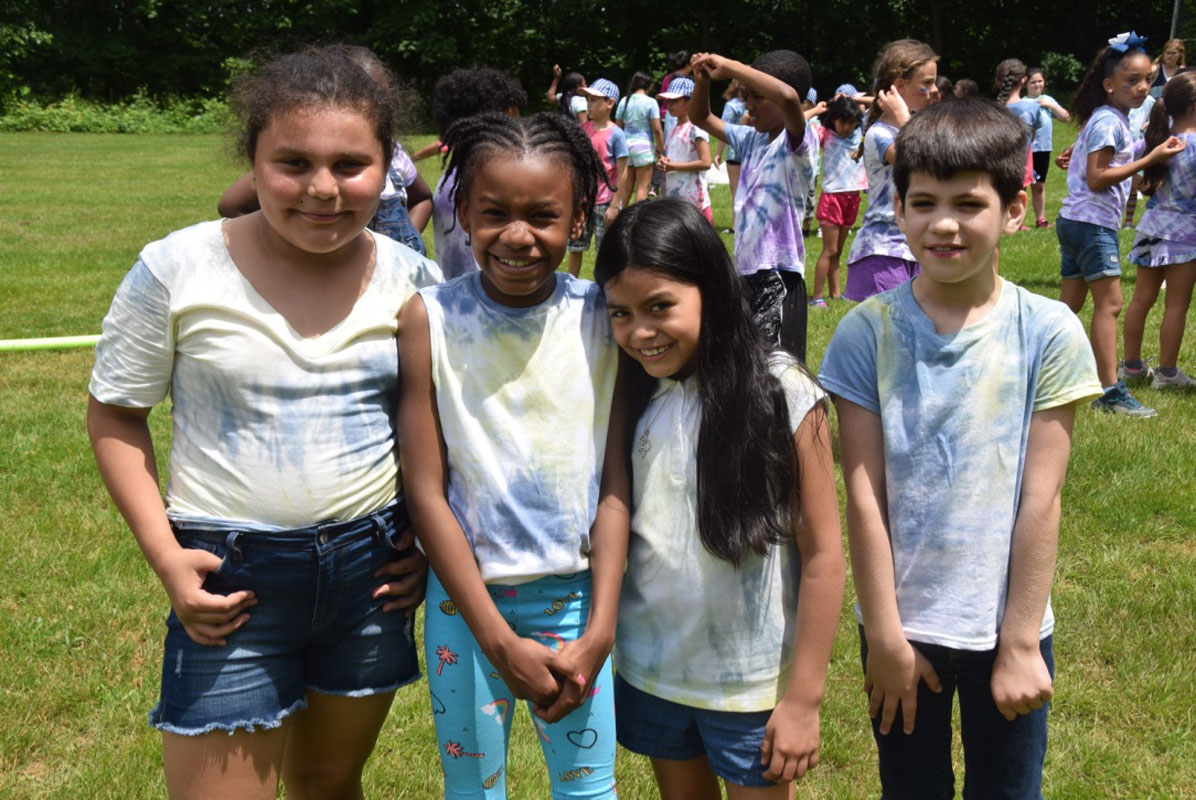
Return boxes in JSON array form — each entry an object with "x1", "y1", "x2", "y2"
[
  {"x1": 580, "y1": 78, "x2": 620, "y2": 102},
  {"x1": 806, "y1": 88, "x2": 818, "y2": 104},
  {"x1": 836, "y1": 83, "x2": 861, "y2": 98},
  {"x1": 658, "y1": 76, "x2": 695, "y2": 100}
]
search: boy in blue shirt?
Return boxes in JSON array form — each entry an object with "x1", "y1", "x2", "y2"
[
  {"x1": 690, "y1": 50, "x2": 817, "y2": 362},
  {"x1": 819, "y1": 98, "x2": 1101, "y2": 799}
]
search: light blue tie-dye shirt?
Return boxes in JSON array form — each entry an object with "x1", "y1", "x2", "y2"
[
  {"x1": 1006, "y1": 97, "x2": 1042, "y2": 144},
  {"x1": 1060, "y1": 105, "x2": 1137, "y2": 231},
  {"x1": 89, "y1": 221, "x2": 443, "y2": 529},
  {"x1": 420, "y1": 272, "x2": 618, "y2": 584},
  {"x1": 818, "y1": 123, "x2": 867, "y2": 194},
  {"x1": 1032, "y1": 95, "x2": 1060, "y2": 152},
  {"x1": 819, "y1": 280, "x2": 1101, "y2": 649},
  {"x1": 724, "y1": 122, "x2": 817, "y2": 275},
  {"x1": 432, "y1": 170, "x2": 481, "y2": 280},
  {"x1": 615, "y1": 355, "x2": 823, "y2": 710},
  {"x1": 846, "y1": 121, "x2": 915, "y2": 264}
]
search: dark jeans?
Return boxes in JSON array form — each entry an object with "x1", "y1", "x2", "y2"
[
  {"x1": 859, "y1": 627, "x2": 1053, "y2": 800},
  {"x1": 741, "y1": 268, "x2": 807, "y2": 363}
]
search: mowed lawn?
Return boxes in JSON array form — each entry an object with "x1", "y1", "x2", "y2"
[{"x1": 0, "y1": 128, "x2": 1193, "y2": 799}]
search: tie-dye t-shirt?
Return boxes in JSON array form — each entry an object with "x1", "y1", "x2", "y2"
[
  {"x1": 1059, "y1": 105, "x2": 1137, "y2": 231},
  {"x1": 617, "y1": 93, "x2": 662, "y2": 151},
  {"x1": 380, "y1": 141, "x2": 418, "y2": 201},
  {"x1": 432, "y1": 170, "x2": 480, "y2": 280},
  {"x1": 724, "y1": 122, "x2": 817, "y2": 275},
  {"x1": 819, "y1": 280, "x2": 1100, "y2": 650},
  {"x1": 1134, "y1": 132, "x2": 1196, "y2": 249},
  {"x1": 846, "y1": 121, "x2": 914, "y2": 264},
  {"x1": 89, "y1": 221, "x2": 444, "y2": 529},
  {"x1": 616, "y1": 355, "x2": 823, "y2": 710},
  {"x1": 719, "y1": 97, "x2": 747, "y2": 161},
  {"x1": 664, "y1": 120, "x2": 711, "y2": 211},
  {"x1": 818, "y1": 124, "x2": 867, "y2": 193},
  {"x1": 1032, "y1": 95, "x2": 1060, "y2": 152},
  {"x1": 420, "y1": 272, "x2": 618, "y2": 584}
]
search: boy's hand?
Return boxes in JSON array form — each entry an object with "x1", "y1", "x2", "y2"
[
  {"x1": 810, "y1": 100, "x2": 828, "y2": 116},
  {"x1": 690, "y1": 52, "x2": 733, "y2": 81},
  {"x1": 876, "y1": 87, "x2": 912, "y2": 127},
  {"x1": 371, "y1": 525, "x2": 428, "y2": 615},
  {"x1": 657, "y1": 155, "x2": 673, "y2": 172},
  {"x1": 159, "y1": 547, "x2": 256, "y2": 647},
  {"x1": 863, "y1": 635, "x2": 942, "y2": 734},
  {"x1": 761, "y1": 694, "x2": 821, "y2": 781},
  {"x1": 533, "y1": 633, "x2": 607, "y2": 723},
  {"x1": 991, "y1": 641, "x2": 1053, "y2": 721},
  {"x1": 1149, "y1": 135, "x2": 1186, "y2": 163}
]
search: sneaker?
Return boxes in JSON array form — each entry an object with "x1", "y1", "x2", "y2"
[
  {"x1": 1091, "y1": 381, "x2": 1157, "y2": 417},
  {"x1": 1117, "y1": 360, "x2": 1154, "y2": 383},
  {"x1": 1151, "y1": 367, "x2": 1196, "y2": 390},
  {"x1": 809, "y1": 297, "x2": 828, "y2": 309}
]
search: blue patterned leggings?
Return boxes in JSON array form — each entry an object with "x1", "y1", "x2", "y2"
[{"x1": 424, "y1": 570, "x2": 616, "y2": 799}]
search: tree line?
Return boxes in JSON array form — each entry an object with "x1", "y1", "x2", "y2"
[{"x1": 2, "y1": 0, "x2": 1188, "y2": 122}]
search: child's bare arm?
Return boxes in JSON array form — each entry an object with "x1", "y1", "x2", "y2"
[
  {"x1": 407, "y1": 174, "x2": 434, "y2": 231},
  {"x1": 217, "y1": 172, "x2": 259, "y2": 218},
  {"x1": 659, "y1": 137, "x2": 712, "y2": 174},
  {"x1": 1086, "y1": 137, "x2": 1185, "y2": 191},
  {"x1": 763, "y1": 402, "x2": 845, "y2": 782},
  {"x1": 687, "y1": 60, "x2": 727, "y2": 142},
  {"x1": 991, "y1": 402, "x2": 1075, "y2": 720},
  {"x1": 692, "y1": 52, "x2": 806, "y2": 144},
  {"x1": 535, "y1": 368, "x2": 631, "y2": 722},
  {"x1": 605, "y1": 156, "x2": 630, "y2": 227},
  {"x1": 88, "y1": 398, "x2": 256, "y2": 646},
  {"x1": 836, "y1": 397, "x2": 941, "y2": 735},
  {"x1": 1037, "y1": 96, "x2": 1070, "y2": 122},
  {"x1": 546, "y1": 63, "x2": 562, "y2": 106},
  {"x1": 398, "y1": 297, "x2": 581, "y2": 709}
]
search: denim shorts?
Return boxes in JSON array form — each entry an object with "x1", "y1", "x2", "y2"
[
  {"x1": 1057, "y1": 215, "x2": 1121, "y2": 281},
  {"x1": 149, "y1": 502, "x2": 421, "y2": 736},
  {"x1": 568, "y1": 202, "x2": 611, "y2": 252},
  {"x1": 615, "y1": 674, "x2": 778, "y2": 788}
]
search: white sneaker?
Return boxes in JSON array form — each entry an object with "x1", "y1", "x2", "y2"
[
  {"x1": 1151, "y1": 367, "x2": 1196, "y2": 389},
  {"x1": 1117, "y1": 361, "x2": 1153, "y2": 383}
]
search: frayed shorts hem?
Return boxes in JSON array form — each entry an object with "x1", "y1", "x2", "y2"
[{"x1": 149, "y1": 696, "x2": 308, "y2": 737}]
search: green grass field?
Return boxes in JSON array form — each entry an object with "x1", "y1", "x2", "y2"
[{"x1": 0, "y1": 129, "x2": 1193, "y2": 799}]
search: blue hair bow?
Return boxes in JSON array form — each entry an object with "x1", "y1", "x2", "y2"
[{"x1": 1108, "y1": 31, "x2": 1148, "y2": 54}]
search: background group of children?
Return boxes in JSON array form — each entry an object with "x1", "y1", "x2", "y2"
[{"x1": 85, "y1": 28, "x2": 1191, "y2": 800}]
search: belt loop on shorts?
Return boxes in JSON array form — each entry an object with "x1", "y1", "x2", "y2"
[
  {"x1": 371, "y1": 509, "x2": 390, "y2": 547},
  {"x1": 224, "y1": 531, "x2": 244, "y2": 563}
]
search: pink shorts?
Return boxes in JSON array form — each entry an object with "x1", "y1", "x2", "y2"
[
  {"x1": 1023, "y1": 146, "x2": 1034, "y2": 188},
  {"x1": 816, "y1": 191, "x2": 862, "y2": 228}
]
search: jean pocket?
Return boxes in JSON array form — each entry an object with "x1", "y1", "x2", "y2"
[{"x1": 175, "y1": 531, "x2": 234, "y2": 579}]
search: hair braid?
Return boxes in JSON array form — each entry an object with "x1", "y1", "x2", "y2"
[{"x1": 993, "y1": 58, "x2": 1027, "y2": 105}]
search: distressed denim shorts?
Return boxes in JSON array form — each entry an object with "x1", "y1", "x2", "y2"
[{"x1": 149, "y1": 501, "x2": 421, "y2": 736}]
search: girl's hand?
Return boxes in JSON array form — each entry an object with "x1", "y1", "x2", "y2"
[
  {"x1": 863, "y1": 634, "x2": 942, "y2": 735},
  {"x1": 552, "y1": 63, "x2": 562, "y2": 79},
  {"x1": 810, "y1": 100, "x2": 828, "y2": 116},
  {"x1": 991, "y1": 641, "x2": 1053, "y2": 721},
  {"x1": 158, "y1": 547, "x2": 256, "y2": 646},
  {"x1": 493, "y1": 635, "x2": 582, "y2": 708},
  {"x1": 690, "y1": 53, "x2": 730, "y2": 81},
  {"x1": 1150, "y1": 135, "x2": 1186, "y2": 162},
  {"x1": 657, "y1": 155, "x2": 673, "y2": 172},
  {"x1": 533, "y1": 634, "x2": 609, "y2": 723},
  {"x1": 876, "y1": 87, "x2": 912, "y2": 127},
  {"x1": 761, "y1": 694, "x2": 821, "y2": 782},
  {"x1": 1055, "y1": 146, "x2": 1073, "y2": 170},
  {"x1": 603, "y1": 204, "x2": 620, "y2": 229},
  {"x1": 371, "y1": 525, "x2": 428, "y2": 615}
]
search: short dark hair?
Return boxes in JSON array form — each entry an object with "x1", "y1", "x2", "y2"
[
  {"x1": 432, "y1": 67, "x2": 527, "y2": 138},
  {"x1": 892, "y1": 97, "x2": 1026, "y2": 205},
  {"x1": 750, "y1": 50, "x2": 812, "y2": 100}
]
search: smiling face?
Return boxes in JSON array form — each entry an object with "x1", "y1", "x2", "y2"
[
  {"x1": 603, "y1": 267, "x2": 702, "y2": 380},
  {"x1": 252, "y1": 106, "x2": 386, "y2": 259},
  {"x1": 895, "y1": 61, "x2": 939, "y2": 112},
  {"x1": 896, "y1": 170, "x2": 1024, "y2": 291},
  {"x1": 1104, "y1": 52, "x2": 1153, "y2": 113},
  {"x1": 1026, "y1": 72, "x2": 1045, "y2": 98},
  {"x1": 458, "y1": 153, "x2": 584, "y2": 307}
]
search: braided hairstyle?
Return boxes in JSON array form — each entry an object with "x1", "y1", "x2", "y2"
[
  {"x1": 994, "y1": 58, "x2": 1027, "y2": 104},
  {"x1": 854, "y1": 39, "x2": 938, "y2": 160},
  {"x1": 441, "y1": 111, "x2": 607, "y2": 233}
]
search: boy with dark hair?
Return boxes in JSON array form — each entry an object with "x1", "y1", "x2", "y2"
[
  {"x1": 690, "y1": 49, "x2": 817, "y2": 362},
  {"x1": 819, "y1": 98, "x2": 1101, "y2": 798}
]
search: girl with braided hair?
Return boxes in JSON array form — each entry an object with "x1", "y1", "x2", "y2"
[
  {"x1": 399, "y1": 111, "x2": 626, "y2": 799},
  {"x1": 995, "y1": 58, "x2": 1041, "y2": 221},
  {"x1": 844, "y1": 39, "x2": 938, "y2": 301}
]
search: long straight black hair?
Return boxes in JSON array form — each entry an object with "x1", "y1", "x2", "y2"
[{"x1": 595, "y1": 198, "x2": 803, "y2": 566}]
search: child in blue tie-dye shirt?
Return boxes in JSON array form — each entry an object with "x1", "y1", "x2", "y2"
[
  {"x1": 690, "y1": 49, "x2": 818, "y2": 362},
  {"x1": 821, "y1": 98, "x2": 1101, "y2": 799},
  {"x1": 398, "y1": 111, "x2": 627, "y2": 800}
]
